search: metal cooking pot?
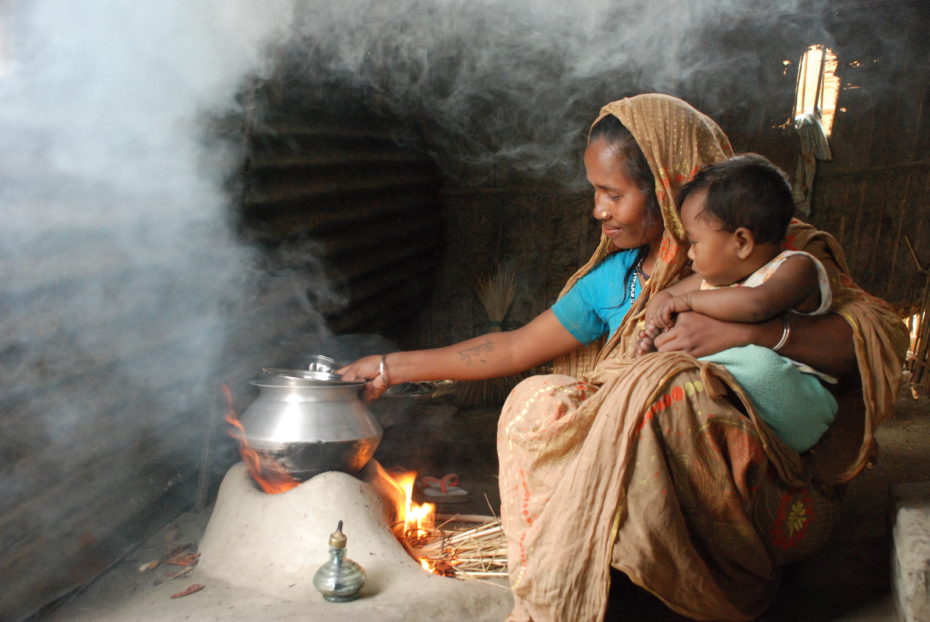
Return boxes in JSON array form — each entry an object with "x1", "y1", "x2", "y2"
[{"x1": 240, "y1": 368, "x2": 382, "y2": 481}]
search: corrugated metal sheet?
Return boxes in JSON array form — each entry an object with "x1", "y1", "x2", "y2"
[{"x1": 237, "y1": 122, "x2": 444, "y2": 334}]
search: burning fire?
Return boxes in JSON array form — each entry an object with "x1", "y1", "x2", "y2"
[
  {"x1": 389, "y1": 470, "x2": 435, "y2": 544},
  {"x1": 222, "y1": 384, "x2": 299, "y2": 494},
  {"x1": 385, "y1": 470, "x2": 456, "y2": 575},
  {"x1": 384, "y1": 470, "x2": 507, "y2": 579}
]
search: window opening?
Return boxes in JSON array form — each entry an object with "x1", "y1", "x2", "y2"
[
  {"x1": 793, "y1": 44, "x2": 840, "y2": 137},
  {"x1": 0, "y1": 0, "x2": 12, "y2": 78}
]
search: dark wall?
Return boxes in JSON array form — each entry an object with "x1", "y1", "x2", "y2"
[
  {"x1": 401, "y1": 187, "x2": 599, "y2": 350},
  {"x1": 397, "y1": 0, "x2": 929, "y2": 352}
]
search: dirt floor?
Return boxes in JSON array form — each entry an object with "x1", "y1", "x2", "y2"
[{"x1": 34, "y1": 385, "x2": 930, "y2": 622}]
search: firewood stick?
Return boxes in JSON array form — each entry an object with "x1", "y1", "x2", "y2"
[
  {"x1": 436, "y1": 513, "x2": 498, "y2": 523},
  {"x1": 446, "y1": 523, "x2": 501, "y2": 539}
]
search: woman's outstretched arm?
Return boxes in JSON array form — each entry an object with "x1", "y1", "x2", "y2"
[
  {"x1": 338, "y1": 310, "x2": 582, "y2": 400},
  {"x1": 653, "y1": 311, "x2": 856, "y2": 378}
]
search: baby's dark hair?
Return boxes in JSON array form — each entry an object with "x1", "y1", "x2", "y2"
[{"x1": 677, "y1": 153, "x2": 795, "y2": 245}]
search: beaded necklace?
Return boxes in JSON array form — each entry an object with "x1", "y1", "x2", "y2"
[{"x1": 629, "y1": 254, "x2": 647, "y2": 303}]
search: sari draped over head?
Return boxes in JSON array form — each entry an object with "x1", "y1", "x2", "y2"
[{"x1": 497, "y1": 93, "x2": 908, "y2": 622}]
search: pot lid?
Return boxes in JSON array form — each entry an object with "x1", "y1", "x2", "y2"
[{"x1": 254, "y1": 368, "x2": 364, "y2": 388}]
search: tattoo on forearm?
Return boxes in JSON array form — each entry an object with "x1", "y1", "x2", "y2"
[{"x1": 458, "y1": 342, "x2": 494, "y2": 366}]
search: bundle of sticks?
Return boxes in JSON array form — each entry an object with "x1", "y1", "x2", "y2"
[{"x1": 409, "y1": 514, "x2": 508, "y2": 582}]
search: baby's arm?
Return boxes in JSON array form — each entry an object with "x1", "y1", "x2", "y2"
[
  {"x1": 639, "y1": 273, "x2": 703, "y2": 355},
  {"x1": 677, "y1": 254, "x2": 821, "y2": 323},
  {"x1": 644, "y1": 273, "x2": 703, "y2": 330}
]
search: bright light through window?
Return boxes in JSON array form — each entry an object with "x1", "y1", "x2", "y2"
[
  {"x1": 0, "y1": 0, "x2": 11, "y2": 78},
  {"x1": 793, "y1": 45, "x2": 841, "y2": 137}
]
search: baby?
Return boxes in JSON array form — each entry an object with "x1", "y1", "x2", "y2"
[{"x1": 639, "y1": 153, "x2": 837, "y2": 453}]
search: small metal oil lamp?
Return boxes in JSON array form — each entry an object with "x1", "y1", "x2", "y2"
[{"x1": 313, "y1": 520, "x2": 366, "y2": 602}]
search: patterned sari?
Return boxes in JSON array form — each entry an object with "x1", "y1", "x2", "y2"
[{"x1": 497, "y1": 94, "x2": 907, "y2": 621}]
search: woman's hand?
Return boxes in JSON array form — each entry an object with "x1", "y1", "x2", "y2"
[
  {"x1": 337, "y1": 355, "x2": 389, "y2": 401},
  {"x1": 653, "y1": 311, "x2": 752, "y2": 358},
  {"x1": 654, "y1": 311, "x2": 856, "y2": 377}
]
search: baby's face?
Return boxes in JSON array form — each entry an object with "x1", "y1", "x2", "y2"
[{"x1": 681, "y1": 189, "x2": 743, "y2": 287}]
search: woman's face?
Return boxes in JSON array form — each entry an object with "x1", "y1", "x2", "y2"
[{"x1": 584, "y1": 136, "x2": 662, "y2": 251}]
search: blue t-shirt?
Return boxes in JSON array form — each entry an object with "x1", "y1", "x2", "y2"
[{"x1": 551, "y1": 250, "x2": 640, "y2": 345}]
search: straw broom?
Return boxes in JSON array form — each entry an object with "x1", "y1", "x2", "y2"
[
  {"x1": 453, "y1": 264, "x2": 525, "y2": 407},
  {"x1": 476, "y1": 264, "x2": 516, "y2": 334}
]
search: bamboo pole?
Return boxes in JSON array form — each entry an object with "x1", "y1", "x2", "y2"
[
  {"x1": 850, "y1": 180, "x2": 867, "y2": 277},
  {"x1": 886, "y1": 172, "x2": 913, "y2": 299},
  {"x1": 866, "y1": 176, "x2": 889, "y2": 283},
  {"x1": 903, "y1": 235, "x2": 930, "y2": 392}
]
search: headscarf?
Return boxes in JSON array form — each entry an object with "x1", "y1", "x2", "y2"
[{"x1": 554, "y1": 93, "x2": 734, "y2": 374}]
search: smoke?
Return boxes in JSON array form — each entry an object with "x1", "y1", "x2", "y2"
[
  {"x1": 282, "y1": 0, "x2": 826, "y2": 185},
  {"x1": 0, "y1": 0, "x2": 318, "y2": 502},
  {"x1": 1, "y1": 2, "x2": 293, "y2": 190},
  {"x1": 0, "y1": 0, "x2": 838, "y2": 462}
]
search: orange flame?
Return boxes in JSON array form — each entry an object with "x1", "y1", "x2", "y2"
[
  {"x1": 222, "y1": 384, "x2": 299, "y2": 494},
  {"x1": 385, "y1": 473, "x2": 458, "y2": 577},
  {"x1": 384, "y1": 472, "x2": 456, "y2": 576},
  {"x1": 389, "y1": 470, "x2": 435, "y2": 546}
]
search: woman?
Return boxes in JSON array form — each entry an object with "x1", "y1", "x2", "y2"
[{"x1": 339, "y1": 93, "x2": 907, "y2": 621}]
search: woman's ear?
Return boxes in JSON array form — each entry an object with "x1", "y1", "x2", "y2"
[{"x1": 733, "y1": 227, "x2": 755, "y2": 260}]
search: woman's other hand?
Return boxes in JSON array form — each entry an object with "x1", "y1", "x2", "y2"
[
  {"x1": 653, "y1": 311, "x2": 752, "y2": 358},
  {"x1": 654, "y1": 311, "x2": 856, "y2": 378},
  {"x1": 337, "y1": 355, "x2": 389, "y2": 401}
]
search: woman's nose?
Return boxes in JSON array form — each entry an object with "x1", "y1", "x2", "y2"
[{"x1": 592, "y1": 198, "x2": 609, "y2": 220}]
